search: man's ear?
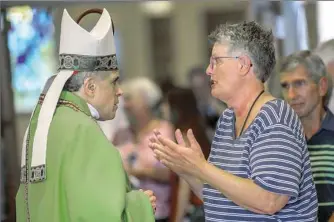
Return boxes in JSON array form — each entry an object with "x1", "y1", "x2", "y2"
[
  {"x1": 318, "y1": 76, "x2": 328, "y2": 97},
  {"x1": 82, "y1": 77, "x2": 96, "y2": 98}
]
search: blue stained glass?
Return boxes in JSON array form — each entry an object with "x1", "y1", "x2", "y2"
[{"x1": 6, "y1": 6, "x2": 56, "y2": 113}]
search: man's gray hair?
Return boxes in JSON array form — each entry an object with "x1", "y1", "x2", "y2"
[
  {"x1": 122, "y1": 77, "x2": 162, "y2": 109},
  {"x1": 280, "y1": 50, "x2": 332, "y2": 105},
  {"x1": 314, "y1": 39, "x2": 334, "y2": 65},
  {"x1": 208, "y1": 21, "x2": 276, "y2": 83},
  {"x1": 40, "y1": 71, "x2": 114, "y2": 95},
  {"x1": 42, "y1": 75, "x2": 57, "y2": 94},
  {"x1": 63, "y1": 71, "x2": 112, "y2": 92}
]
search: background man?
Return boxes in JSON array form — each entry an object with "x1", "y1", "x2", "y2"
[{"x1": 280, "y1": 50, "x2": 334, "y2": 222}]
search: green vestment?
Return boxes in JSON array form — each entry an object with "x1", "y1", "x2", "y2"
[{"x1": 16, "y1": 91, "x2": 155, "y2": 222}]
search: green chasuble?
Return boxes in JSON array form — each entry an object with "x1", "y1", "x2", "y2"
[{"x1": 16, "y1": 91, "x2": 155, "y2": 222}]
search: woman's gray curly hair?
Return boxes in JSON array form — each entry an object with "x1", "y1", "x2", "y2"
[{"x1": 208, "y1": 21, "x2": 276, "y2": 83}]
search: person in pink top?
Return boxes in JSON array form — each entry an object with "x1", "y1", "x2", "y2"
[{"x1": 118, "y1": 77, "x2": 174, "y2": 222}]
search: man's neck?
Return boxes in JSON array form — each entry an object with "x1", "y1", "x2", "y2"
[
  {"x1": 87, "y1": 103, "x2": 100, "y2": 119},
  {"x1": 74, "y1": 91, "x2": 101, "y2": 119},
  {"x1": 226, "y1": 82, "x2": 265, "y2": 118},
  {"x1": 301, "y1": 105, "x2": 326, "y2": 140}
]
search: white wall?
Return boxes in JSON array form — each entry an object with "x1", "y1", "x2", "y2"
[{"x1": 317, "y1": 1, "x2": 334, "y2": 44}]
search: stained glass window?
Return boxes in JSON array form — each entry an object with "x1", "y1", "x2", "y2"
[{"x1": 6, "y1": 6, "x2": 56, "y2": 113}]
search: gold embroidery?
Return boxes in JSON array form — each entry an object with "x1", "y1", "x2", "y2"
[{"x1": 38, "y1": 94, "x2": 90, "y2": 117}]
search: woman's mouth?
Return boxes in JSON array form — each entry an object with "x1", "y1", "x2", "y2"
[{"x1": 210, "y1": 80, "x2": 217, "y2": 87}]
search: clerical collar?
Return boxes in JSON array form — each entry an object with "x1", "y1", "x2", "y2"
[{"x1": 87, "y1": 103, "x2": 100, "y2": 119}]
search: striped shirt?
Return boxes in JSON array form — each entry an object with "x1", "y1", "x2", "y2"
[
  {"x1": 203, "y1": 99, "x2": 318, "y2": 221},
  {"x1": 307, "y1": 109, "x2": 334, "y2": 222}
]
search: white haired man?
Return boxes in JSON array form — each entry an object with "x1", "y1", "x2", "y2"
[
  {"x1": 314, "y1": 39, "x2": 334, "y2": 113},
  {"x1": 16, "y1": 9, "x2": 156, "y2": 222},
  {"x1": 280, "y1": 50, "x2": 334, "y2": 222},
  {"x1": 149, "y1": 21, "x2": 318, "y2": 221}
]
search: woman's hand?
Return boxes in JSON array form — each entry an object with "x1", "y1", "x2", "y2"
[{"x1": 149, "y1": 128, "x2": 206, "y2": 177}]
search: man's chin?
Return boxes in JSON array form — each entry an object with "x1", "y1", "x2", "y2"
[
  {"x1": 110, "y1": 111, "x2": 117, "y2": 119},
  {"x1": 294, "y1": 110, "x2": 308, "y2": 119},
  {"x1": 290, "y1": 106, "x2": 304, "y2": 117}
]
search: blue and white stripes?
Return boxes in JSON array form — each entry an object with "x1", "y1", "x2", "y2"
[{"x1": 203, "y1": 99, "x2": 318, "y2": 221}]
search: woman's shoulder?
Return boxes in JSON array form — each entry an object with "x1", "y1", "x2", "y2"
[{"x1": 259, "y1": 98, "x2": 298, "y2": 124}]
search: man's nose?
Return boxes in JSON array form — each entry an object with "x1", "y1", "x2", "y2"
[
  {"x1": 287, "y1": 87, "x2": 297, "y2": 100},
  {"x1": 117, "y1": 87, "x2": 123, "y2": 96}
]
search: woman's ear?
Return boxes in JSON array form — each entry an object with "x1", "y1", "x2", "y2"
[{"x1": 238, "y1": 55, "x2": 252, "y2": 76}]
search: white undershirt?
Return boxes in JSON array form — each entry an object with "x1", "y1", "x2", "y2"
[{"x1": 87, "y1": 103, "x2": 100, "y2": 119}]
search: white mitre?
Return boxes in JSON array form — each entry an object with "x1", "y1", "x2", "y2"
[{"x1": 20, "y1": 8, "x2": 118, "y2": 183}]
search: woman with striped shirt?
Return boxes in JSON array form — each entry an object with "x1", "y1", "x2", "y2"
[{"x1": 150, "y1": 21, "x2": 318, "y2": 221}]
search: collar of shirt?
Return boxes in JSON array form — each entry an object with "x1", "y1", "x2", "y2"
[
  {"x1": 322, "y1": 108, "x2": 334, "y2": 132},
  {"x1": 327, "y1": 90, "x2": 334, "y2": 114},
  {"x1": 87, "y1": 103, "x2": 100, "y2": 120}
]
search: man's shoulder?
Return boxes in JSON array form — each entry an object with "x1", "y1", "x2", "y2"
[
  {"x1": 323, "y1": 109, "x2": 334, "y2": 132},
  {"x1": 48, "y1": 111, "x2": 116, "y2": 155},
  {"x1": 49, "y1": 106, "x2": 106, "y2": 142},
  {"x1": 53, "y1": 105, "x2": 95, "y2": 127}
]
